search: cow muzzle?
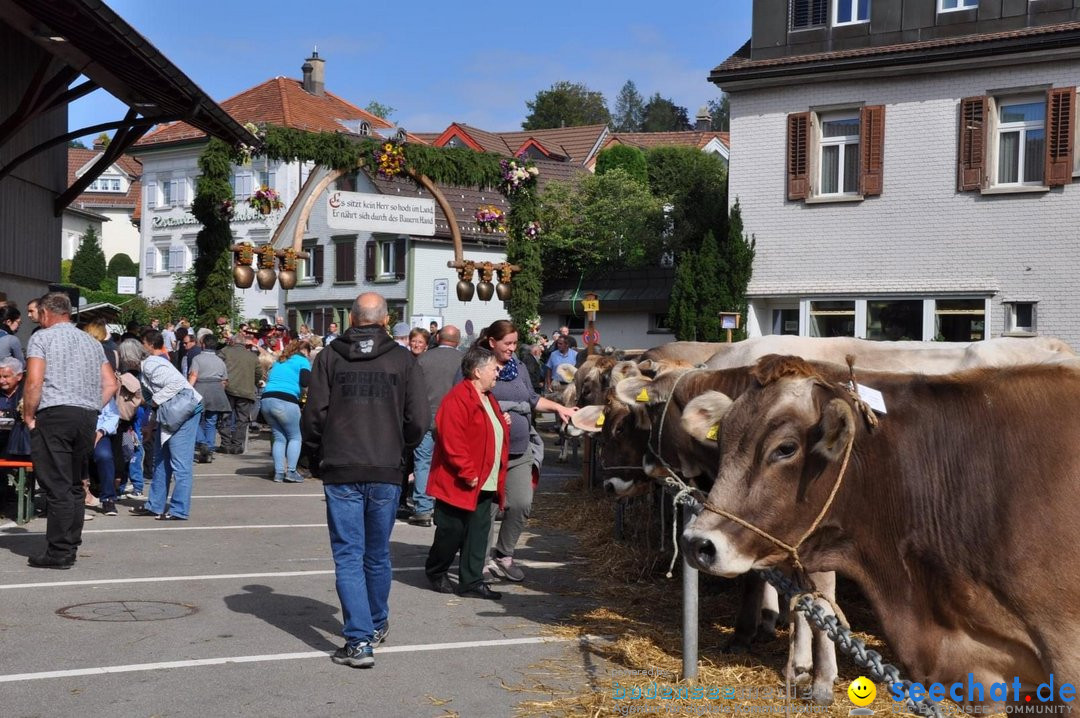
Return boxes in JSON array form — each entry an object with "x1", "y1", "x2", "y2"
[{"x1": 680, "y1": 525, "x2": 756, "y2": 578}]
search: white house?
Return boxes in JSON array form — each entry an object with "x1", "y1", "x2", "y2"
[
  {"x1": 64, "y1": 145, "x2": 142, "y2": 263},
  {"x1": 714, "y1": 0, "x2": 1080, "y2": 347}
]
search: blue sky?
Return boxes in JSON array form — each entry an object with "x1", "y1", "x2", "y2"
[{"x1": 69, "y1": 0, "x2": 753, "y2": 139}]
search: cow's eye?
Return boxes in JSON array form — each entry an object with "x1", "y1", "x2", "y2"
[{"x1": 770, "y1": 442, "x2": 798, "y2": 462}]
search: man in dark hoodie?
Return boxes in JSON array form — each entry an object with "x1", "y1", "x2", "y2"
[{"x1": 301, "y1": 292, "x2": 429, "y2": 669}]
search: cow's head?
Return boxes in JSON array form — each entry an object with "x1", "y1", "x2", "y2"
[
  {"x1": 571, "y1": 402, "x2": 653, "y2": 497},
  {"x1": 681, "y1": 356, "x2": 859, "y2": 577}
]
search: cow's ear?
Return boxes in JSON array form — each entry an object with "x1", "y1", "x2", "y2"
[
  {"x1": 615, "y1": 376, "x2": 654, "y2": 405},
  {"x1": 812, "y1": 398, "x2": 855, "y2": 462},
  {"x1": 611, "y1": 360, "x2": 641, "y2": 384},
  {"x1": 556, "y1": 363, "x2": 577, "y2": 383},
  {"x1": 571, "y1": 405, "x2": 605, "y2": 433},
  {"x1": 682, "y1": 391, "x2": 733, "y2": 444}
]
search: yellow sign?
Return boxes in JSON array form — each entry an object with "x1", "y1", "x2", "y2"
[
  {"x1": 582, "y1": 299, "x2": 600, "y2": 312},
  {"x1": 635, "y1": 388, "x2": 650, "y2": 403}
]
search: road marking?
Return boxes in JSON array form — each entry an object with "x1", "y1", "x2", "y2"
[
  {"x1": 0, "y1": 566, "x2": 427, "y2": 590},
  {"x1": 190, "y1": 494, "x2": 324, "y2": 499},
  {"x1": 0, "y1": 523, "x2": 329, "y2": 536},
  {"x1": 0, "y1": 635, "x2": 601, "y2": 683}
]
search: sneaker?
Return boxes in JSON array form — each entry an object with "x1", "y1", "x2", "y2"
[
  {"x1": 273, "y1": 474, "x2": 285, "y2": 483},
  {"x1": 101, "y1": 500, "x2": 117, "y2": 516},
  {"x1": 283, "y1": 471, "x2": 304, "y2": 483},
  {"x1": 372, "y1": 623, "x2": 389, "y2": 647},
  {"x1": 488, "y1": 555, "x2": 525, "y2": 582},
  {"x1": 129, "y1": 505, "x2": 160, "y2": 518},
  {"x1": 331, "y1": 642, "x2": 374, "y2": 669},
  {"x1": 407, "y1": 513, "x2": 433, "y2": 527},
  {"x1": 127, "y1": 492, "x2": 148, "y2": 502}
]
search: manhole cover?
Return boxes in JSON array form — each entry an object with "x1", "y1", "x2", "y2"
[{"x1": 57, "y1": 601, "x2": 197, "y2": 622}]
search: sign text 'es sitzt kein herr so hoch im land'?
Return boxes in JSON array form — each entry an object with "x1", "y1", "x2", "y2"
[{"x1": 326, "y1": 191, "x2": 436, "y2": 236}]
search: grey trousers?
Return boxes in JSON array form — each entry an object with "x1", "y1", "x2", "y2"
[{"x1": 488, "y1": 452, "x2": 534, "y2": 559}]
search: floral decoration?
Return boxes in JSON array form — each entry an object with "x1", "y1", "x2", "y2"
[
  {"x1": 374, "y1": 141, "x2": 406, "y2": 179},
  {"x1": 522, "y1": 314, "x2": 542, "y2": 345},
  {"x1": 218, "y1": 198, "x2": 235, "y2": 221},
  {"x1": 499, "y1": 157, "x2": 539, "y2": 197},
  {"x1": 523, "y1": 221, "x2": 542, "y2": 238},
  {"x1": 475, "y1": 205, "x2": 506, "y2": 233},
  {"x1": 256, "y1": 244, "x2": 277, "y2": 269},
  {"x1": 279, "y1": 248, "x2": 298, "y2": 272},
  {"x1": 235, "y1": 242, "x2": 254, "y2": 265},
  {"x1": 249, "y1": 186, "x2": 283, "y2": 214}
]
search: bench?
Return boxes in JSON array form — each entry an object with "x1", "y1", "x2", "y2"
[{"x1": 0, "y1": 460, "x2": 34, "y2": 525}]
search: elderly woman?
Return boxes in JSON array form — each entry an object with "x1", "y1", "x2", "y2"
[
  {"x1": 130, "y1": 329, "x2": 202, "y2": 520},
  {"x1": 408, "y1": 327, "x2": 429, "y2": 358},
  {"x1": 188, "y1": 335, "x2": 230, "y2": 463},
  {"x1": 424, "y1": 347, "x2": 509, "y2": 600},
  {"x1": 0, "y1": 356, "x2": 30, "y2": 460}
]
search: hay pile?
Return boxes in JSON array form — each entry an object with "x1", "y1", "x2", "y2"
[{"x1": 518, "y1": 482, "x2": 978, "y2": 718}]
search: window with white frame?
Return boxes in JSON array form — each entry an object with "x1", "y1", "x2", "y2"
[
  {"x1": 771, "y1": 308, "x2": 800, "y2": 335},
  {"x1": 866, "y1": 299, "x2": 922, "y2": 341},
  {"x1": 939, "y1": 0, "x2": 977, "y2": 11},
  {"x1": 231, "y1": 172, "x2": 254, "y2": 200},
  {"x1": 161, "y1": 180, "x2": 173, "y2": 207},
  {"x1": 995, "y1": 99, "x2": 1046, "y2": 186},
  {"x1": 819, "y1": 113, "x2": 861, "y2": 195},
  {"x1": 809, "y1": 300, "x2": 856, "y2": 337},
  {"x1": 258, "y1": 170, "x2": 276, "y2": 191},
  {"x1": 1004, "y1": 302, "x2": 1037, "y2": 334},
  {"x1": 935, "y1": 299, "x2": 985, "y2": 341},
  {"x1": 834, "y1": 0, "x2": 869, "y2": 25},
  {"x1": 88, "y1": 174, "x2": 125, "y2": 192},
  {"x1": 790, "y1": 0, "x2": 827, "y2": 29},
  {"x1": 378, "y1": 239, "x2": 395, "y2": 278}
]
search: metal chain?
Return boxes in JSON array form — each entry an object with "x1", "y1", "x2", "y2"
[{"x1": 658, "y1": 475, "x2": 942, "y2": 718}]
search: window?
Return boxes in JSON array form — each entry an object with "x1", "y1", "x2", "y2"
[
  {"x1": 835, "y1": 0, "x2": 869, "y2": 25},
  {"x1": 161, "y1": 180, "x2": 172, "y2": 207},
  {"x1": 87, "y1": 174, "x2": 125, "y2": 192},
  {"x1": 231, "y1": 173, "x2": 253, "y2": 200},
  {"x1": 790, "y1": 0, "x2": 827, "y2": 29},
  {"x1": 366, "y1": 238, "x2": 406, "y2": 281},
  {"x1": 301, "y1": 243, "x2": 323, "y2": 284},
  {"x1": 935, "y1": 299, "x2": 985, "y2": 341},
  {"x1": 939, "y1": 0, "x2": 977, "y2": 11},
  {"x1": 866, "y1": 300, "x2": 922, "y2": 341},
  {"x1": 809, "y1": 300, "x2": 855, "y2": 337},
  {"x1": 1004, "y1": 302, "x2": 1037, "y2": 334},
  {"x1": 819, "y1": 114, "x2": 861, "y2": 195},
  {"x1": 787, "y1": 105, "x2": 884, "y2": 200},
  {"x1": 561, "y1": 315, "x2": 586, "y2": 332},
  {"x1": 378, "y1": 240, "x2": 395, "y2": 278},
  {"x1": 771, "y1": 308, "x2": 800, "y2": 335},
  {"x1": 258, "y1": 170, "x2": 276, "y2": 191},
  {"x1": 996, "y1": 100, "x2": 1045, "y2": 186},
  {"x1": 334, "y1": 238, "x2": 356, "y2": 283},
  {"x1": 651, "y1": 314, "x2": 672, "y2": 333}
]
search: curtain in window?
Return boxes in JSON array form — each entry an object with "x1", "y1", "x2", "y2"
[
  {"x1": 844, "y1": 142, "x2": 860, "y2": 193},
  {"x1": 998, "y1": 131, "x2": 1019, "y2": 184},
  {"x1": 1024, "y1": 129, "x2": 1045, "y2": 183},
  {"x1": 821, "y1": 146, "x2": 839, "y2": 194}
]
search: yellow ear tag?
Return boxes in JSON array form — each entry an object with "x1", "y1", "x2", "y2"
[
  {"x1": 636, "y1": 388, "x2": 650, "y2": 403},
  {"x1": 706, "y1": 425, "x2": 719, "y2": 441},
  {"x1": 595, "y1": 413, "x2": 605, "y2": 427}
]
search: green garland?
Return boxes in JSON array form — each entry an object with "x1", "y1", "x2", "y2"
[{"x1": 190, "y1": 127, "x2": 539, "y2": 331}]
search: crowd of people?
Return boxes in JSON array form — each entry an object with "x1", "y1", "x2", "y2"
[{"x1": 0, "y1": 290, "x2": 581, "y2": 670}]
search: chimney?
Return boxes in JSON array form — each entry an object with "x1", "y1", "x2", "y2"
[
  {"x1": 301, "y1": 48, "x2": 325, "y2": 96},
  {"x1": 695, "y1": 105, "x2": 712, "y2": 131},
  {"x1": 93, "y1": 135, "x2": 108, "y2": 150}
]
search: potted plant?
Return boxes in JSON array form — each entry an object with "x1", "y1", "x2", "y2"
[
  {"x1": 475, "y1": 205, "x2": 506, "y2": 233},
  {"x1": 249, "y1": 186, "x2": 283, "y2": 215}
]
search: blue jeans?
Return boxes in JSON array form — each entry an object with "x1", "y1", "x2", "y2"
[
  {"x1": 128, "y1": 426, "x2": 145, "y2": 493},
  {"x1": 411, "y1": 430, "x2": 435, "y2": 515},
  {"x1": 197, "y1": 411, "x2": 221, "y2": 449},
  {"x1": 262, "y1": 398, "x2": 302, "y2": 475},
  {"x1": 324, "y1": 481, "x2": 401, "y2": 647},
  {"x1": 147, "y1": 407, "x2": 200, "y2": 519},
  {"x1": 93, "y1": 435, "x2": 116, "y2": 502}
]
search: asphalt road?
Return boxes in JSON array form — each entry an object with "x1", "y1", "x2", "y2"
[{"x1": 0, "y1": 431, "x2": 602, "y2": 718}]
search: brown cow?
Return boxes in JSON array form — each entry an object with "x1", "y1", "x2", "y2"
[{"x1": 682, "y1": 356, "x2": 1080, "y2": 703}]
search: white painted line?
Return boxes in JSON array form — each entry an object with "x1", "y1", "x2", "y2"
[
  {"x1": 192, "y1": 472, "x2": 273, "y2": 477},
  {"x1": 0, "y1": 565, "x2": 427, "y2": 590},
  {"x1": 0, "y1": 635, "x2": 600, "y2": 683},
  {"x1": 82, "y1": 523, "x2": 327, "y2": 534},
  {"x1": 190, "y1": 494, "x2": 324, "y2": 499}
]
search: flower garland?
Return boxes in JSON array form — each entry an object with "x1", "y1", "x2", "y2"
[
  {"x1": 524, "y1": 221, "x2": 542, "y2": 238},
  {"x1": 256, "y1": 244, "x2": 277, "y2": 269},
  {"x1": 218, "y1": 198, "x2": 235, "y2": 221},
  {"x1": 499, "y1": 157, "x2": 539, "y2": 198},
  {"x1": 522, "y1": 314, "x2": 542, "y2": 345},
  {"x1": 235, "y1": 242, "x2": 254, "y2": 265},
  {"x1": 374, "y1": 141, "x2": 406, "y2": 179},
  {"x1": 279, "y1": 248, "x2": 298, "y2": 272},
  {"x1": 475, "y1": 205, "x2": 506, "y2": 233}
]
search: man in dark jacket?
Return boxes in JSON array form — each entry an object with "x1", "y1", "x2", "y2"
[
  {"x1": 409, "y1": 324, "x2": 461, "y2": 526},
  {"x1": 301, "y1": 292, "x2": 429, "y2": 670},
  {"x1": 219, "y1": 334, "x2": 261, "y2": 454}
]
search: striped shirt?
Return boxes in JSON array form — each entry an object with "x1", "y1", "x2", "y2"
[{"x1": 26, "y1": 321, "x2": 106, "y2": 412}]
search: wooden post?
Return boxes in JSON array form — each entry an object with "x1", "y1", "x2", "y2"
[
  {"x1": 719, "y1": 312, "x2": 741, "y2": 344},
  {"x1": 581, "y1": 292, "x2": 600, "y2": 356}
]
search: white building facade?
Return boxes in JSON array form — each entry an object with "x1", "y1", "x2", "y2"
[{"x1": 719, "y1": 1, "x2": 1080, "y2": 348}]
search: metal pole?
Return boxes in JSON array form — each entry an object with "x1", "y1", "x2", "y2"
[{"x1": 681, "y1": 502, "x2": 699, "y2": 681}]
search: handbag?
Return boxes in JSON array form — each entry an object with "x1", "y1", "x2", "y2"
[{"x1": 156, "y1": 386, "x2": 201, "y2": 433}]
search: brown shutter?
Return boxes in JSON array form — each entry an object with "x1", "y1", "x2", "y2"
[
  {"x1": 364, "y1": 240, "x2": 376, "y2": 282},
  {"x1": 787, "y1": 112, "x2": 811, "y2": 200},
  {"x1": 1045, "y1": 86, "x2": 1075, "y2": 187},
  {"x1": 311, "y1": 245, "x2": 323, "y2": 284},
  {"x1": 394, "y1": 237, "x2": 407, "y2": 280},
  {"x1": 859, "y1": 105, "x2": 885, "y2": 196},
  {"x1": 335, "y1": 240, "x2": 356, "y2": 283},
  {"x1": 958, "y1": 96, "x2": 988, "y2": 191}
]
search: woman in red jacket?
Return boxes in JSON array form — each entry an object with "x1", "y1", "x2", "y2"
[{"x1": 424, "y1": 347, "x2": 510, "y2": 600}]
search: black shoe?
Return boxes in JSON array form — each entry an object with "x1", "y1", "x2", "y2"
[
  {"x1": 428, "y1": 574, "x2": 454, "y2": 594},
  {"x1": 28, "y1": 553, "x2": 75, "y2": 569},
  {"x1": 408, "y1": 513, "x2": 433, "y2": 527},
  {"x1": 458, "y1": 582, "x2": 502, "y2": 600},
  {"x1": 101, "y1": 500, "x2": 117, "y2": 516},
  {"x1": 129, "y1": 505, "x2": 160, "y2": 517},
  {"x1": 331, "y1": 642, "x2": 373, "y2": 669},
  {"x1": 156, "y1": 513, "x2": 187, "y2": 521},
  {"x1": 372, "y1": 622, "x2": 389, "y2": 647}
]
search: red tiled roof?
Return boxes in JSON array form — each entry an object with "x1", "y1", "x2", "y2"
[
  {"x1": 66, "y1": 147, "x2": 142, "y2": 212},
  {"x1": 714, "y1": 20, "x2": 1080, "y2": 75},
  {"x1": 601, "y1": 131, "x2": 729, "y2": 153},
  {"x1": 135, "y1": 77, "x2": 394, "y2": 147},
  {"x1": 432, "y1": 124, "x2": 608, "y2": 166}
]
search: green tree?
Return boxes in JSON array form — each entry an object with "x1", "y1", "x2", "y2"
[
  {"x1": 522, "y1": 81, "x2": 611, "y2": 130},
  {"x1": 106, "y1": 253, "x2": 138, "y2": 279},
  {"x1": 171, "y1": 267, "x2": 200, "y2": 322},
  {"x1": 95, "y1": 132, "x2": 111, "y2": 149},
  {"x1": 60, "y1": 259, "x2": 72, "y2": 284},
  {"x1": 719, "y1": 199, "x2": 756, "y2": 339},
  {"x1": 695, "y1": 231, "x2": 723, "y2": 341},
  {"x1": 646, "y1": 146, "x2": 728, "y2": 255},
  {"x1": 641, "y1": 94, "x2": 691, "y2": 132},
  {"x1": 668, "y1": 251, "x2": 698, "y2": 341},
  {"x1": 537, "y1": 167, "x2": 665, "y2": 282},
  {"x1": 707, "y1": 95, "x2": 730, "y2": 132},
  {"x1": 612, "y1": 80, "x2": 645, "y2": 132},
  {"x1": 364, "y1": 101, "x2": 396, "y2": 120},
  {"x1": 68, "y1": 139, "x2": 88, "y2": 149},
  {"x1": 594, "y1": 145, "x2": 647, "y2": 184},
  {"x1": 69, "y1": 226, "x2": 107, "y2": 290}
]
